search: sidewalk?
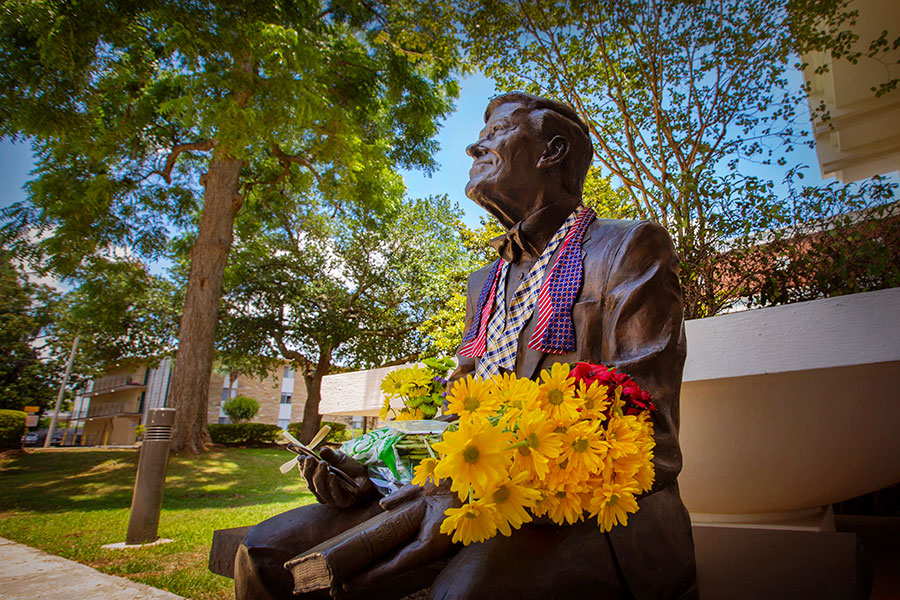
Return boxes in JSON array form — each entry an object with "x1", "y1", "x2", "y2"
[{"x1": 0, "y1": 538, "x2": 182, "y2": 600}]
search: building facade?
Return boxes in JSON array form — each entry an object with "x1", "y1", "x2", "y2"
[{"x1": 72, "y1": 360, "x2": 311, "y2": 445}]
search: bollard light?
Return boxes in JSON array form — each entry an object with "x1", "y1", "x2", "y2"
[{"x1": 126, "y1": 407, "x2": 176, "y2": 545}]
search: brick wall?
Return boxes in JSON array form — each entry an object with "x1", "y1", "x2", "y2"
[{"x1": 205, "y1": 363, "x2": 310, "y2": 426}]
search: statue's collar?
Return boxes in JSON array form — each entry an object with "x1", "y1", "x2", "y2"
[{"x1": 489, "y1": 204, "x2": 574, "y2": 263}]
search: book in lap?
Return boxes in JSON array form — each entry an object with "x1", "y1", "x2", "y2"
[{"x1": 284, "y1": 499, "x2": 425, "y2": 595}]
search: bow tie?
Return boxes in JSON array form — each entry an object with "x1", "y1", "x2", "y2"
[{"x1": 489, "y1": 223, "x2": 540, "y2": 263}]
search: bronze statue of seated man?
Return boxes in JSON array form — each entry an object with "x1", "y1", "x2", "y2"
[{"x1": 234, "y1": 93, "x2": 698, "y2": 600}]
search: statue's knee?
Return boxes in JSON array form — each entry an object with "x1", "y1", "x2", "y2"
[{"x1": 234, "y1": 542, "x2": 273, "y2": 600}]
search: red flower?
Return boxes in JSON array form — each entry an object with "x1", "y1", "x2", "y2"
[
  {"x1": 569, "y1": 362, "x2": 656, "y2": 414},
  {"x1": 569, "y1": 362, "x2": 616, "y2": 388}
]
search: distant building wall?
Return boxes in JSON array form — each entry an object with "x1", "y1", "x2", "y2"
[{"x1": 206, "y1": 363, "x2": 309, "y2": 428}]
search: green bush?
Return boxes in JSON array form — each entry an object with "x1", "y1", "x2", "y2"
[
  {"x1": 0, "y1": 410, "x2": 26, "y2": 449},
  {"x1": 222, "y1": 395, "x2": 260, "y2": 423},
  {"x1": 207, "y1": 423, "x2": 281, "y2": 446}
]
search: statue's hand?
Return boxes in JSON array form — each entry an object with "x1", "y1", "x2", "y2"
[
  {"x1": 344, "y1": 480, "x2": 459, "y2": 593},
  {"x1": 299, "y1": 447, "x2": 378, "y2": 508}
]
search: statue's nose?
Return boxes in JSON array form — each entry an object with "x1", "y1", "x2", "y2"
[{"x1": 467, "y1": 142, "x2": 487, "y2": 159}]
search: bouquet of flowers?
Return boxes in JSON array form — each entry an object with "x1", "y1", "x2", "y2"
[
  {"x1": 411, "y1": 362, "x2": 656, "y2": 545},
  {"x1": 335, "y1": 358, "x2": 453, "y2": 492},
  {"x1": 378, "y1": 357, "x2": 455, "y2": 421}
]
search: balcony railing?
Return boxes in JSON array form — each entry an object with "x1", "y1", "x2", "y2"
[
  {"x1": 70, "y1": 401, "x2": 141, "y2": 420},
  {"x1": 83, "y1": 374, "x2": 146, "y2": 397}
]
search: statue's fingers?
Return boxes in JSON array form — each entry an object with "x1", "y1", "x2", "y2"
[
  {"x1": 323, "y1": 472, "x2": 359, "y2": 508},
  {"x1": 311, "y1": 460, "x2": 338, "y2": 504},
  {"x1": 320, "y1": 447, "x2": 368, "y2": 478}
]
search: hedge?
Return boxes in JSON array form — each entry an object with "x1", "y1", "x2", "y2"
[
  {"x1": 0, "y1": 410, "x2": 26, "y2": 449},
  {"x1": 207, "y1": 423, "x2": 282, "y2": 446}
]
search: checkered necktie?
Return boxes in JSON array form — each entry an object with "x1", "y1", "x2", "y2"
[{"x1": 474, "y1": 208, "x2": 582, "y2": 379}]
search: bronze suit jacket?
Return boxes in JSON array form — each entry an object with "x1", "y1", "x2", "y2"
[{"x1": 453, "y1": 218, "x2": 697, "y2": 600}]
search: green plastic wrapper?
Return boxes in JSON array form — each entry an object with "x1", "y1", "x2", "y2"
[
  {"x1": 340, "y1": 427, "x2": 412, "y2": 492},
  {"x1": 340, "y1": 421, "x2": 449, "y2": 494}
]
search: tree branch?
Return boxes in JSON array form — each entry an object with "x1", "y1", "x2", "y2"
[
  {"x1": 152, "y1": 141, "x2": 215, "y2": 184},
  {"x1": 272, "y1": 145, "x2": 324, "y2": 187}
]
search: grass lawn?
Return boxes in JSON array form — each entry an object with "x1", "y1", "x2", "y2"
[{"x1": 0, "y1": 446, "x2": 316, "y2": 599}]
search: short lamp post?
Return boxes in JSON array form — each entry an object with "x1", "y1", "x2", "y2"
[{"x1": 126, "y1": 407, "x2": 176, "y2": 545}]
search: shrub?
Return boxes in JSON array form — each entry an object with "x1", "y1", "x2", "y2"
[
  {"x1": 0, "y1": 410, "x2": 26, "y2": 449},
  {"x1": 222, "y1": 395, "x2": 260, "y2": 423},
  {"x1": 207, "y1": 423, "x2": 281, "y2": 446}
]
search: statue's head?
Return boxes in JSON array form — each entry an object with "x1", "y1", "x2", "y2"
[{"x1": 465, "y1": 92, "x2": 593, "y2": 228}]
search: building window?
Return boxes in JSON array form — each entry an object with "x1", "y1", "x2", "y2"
[
  {"x1": 284, "y1": 366, "x2": 295, "y2": 379},
  {"x1": 280, "y1": 393, "x2": 292, "y2": 405},
  {"x1": 218, "y1": 416, "x2": 230, "y2": 424},
  {"x1": 278, "y1": 418, "x2": 290, "y2": 429}
]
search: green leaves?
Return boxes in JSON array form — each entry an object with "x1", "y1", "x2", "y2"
[
  {"x1": 218, "y1": 192, "x2": 469, "y2": 375},
  {"x1": 456, "y1": 0, "x2": 898, "y2": 317},
  {"x1": 1, "y1": 0, "x2": 462, "y2": 278}
]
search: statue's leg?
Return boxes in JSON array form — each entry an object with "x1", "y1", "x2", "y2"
[
  {"x1": 235, "y1": 500, "x2": 384, "y2": 600},
  {"x1": 429, "y1": 520, "x2": 627, "y2": 600}
]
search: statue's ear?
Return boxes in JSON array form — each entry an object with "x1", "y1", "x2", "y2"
[{"x1": 536, "y1": 135, "x2": 569, "y2": 169}]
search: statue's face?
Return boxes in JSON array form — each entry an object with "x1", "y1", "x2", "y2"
[{"x1": 465, "y1": 102, "x2": 547, "y2": 227}]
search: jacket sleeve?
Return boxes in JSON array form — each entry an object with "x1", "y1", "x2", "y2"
[
  {"x1": 600, "y1": 220, "x2": 687, "y2": 492},
  {"x1": 448, "y1": 271, "x2": 480, "y2": 385}
]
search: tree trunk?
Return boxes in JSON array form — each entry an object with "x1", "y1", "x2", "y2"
[
  {"x1": 300, "y1": 345, "x2": 332, "y2": 444},
  {"x1": 169, "y1": 151, "x2": 244, "y2": 453}
]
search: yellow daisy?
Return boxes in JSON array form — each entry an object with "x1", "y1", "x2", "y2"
[
  {"x1": 492, "y1": 372, "x2": 540, "y2": 427},
  {"x1": 559, "y1": 419, "x2": 608, "y2": 476},
  {"x1": 577, "y1": 380, "x2": 610, "y2": 420},
  {"x1": 544, "y1": 455, "x2": 586, "y2": 489},
  {"x1": 411, "y1": 457, "x2": 441, "y2": 487},
  {"x1": 603, "y1": 415, "x2": 640, "y2": 460},
  {"x1": 440, "y1": 499, "x2": 500, "y2": 545},
  {"x1": 636, "y1": 411, "x2": 655, "y2": 451},
  {"x1": 433, "y1": 416, "x2": 513, "y2": 501},
  {"x1": 378, "y1": 396, "x2": 392, "y2": 420},
  {"x1": 380, "y1": 369, "x2": 407, "y2": 397},
  {"x1": 589, "y1": 481, "x2": 640, "y2": 532},
  {"x1": 394, "y1": 407, "x2": 425, "y2": 421},
  {"x1": 486, "y1": 472, "x2": 541, "y2": 536},
  {"x1": 633, "y1": 453, "x2": 655, "y2": 493},
  {"x1": 536, "y1": 362, "x2": 580, "y2": 424},
  {"x1": 537, "y1": 481, "x2": 586, "y2": 525},
  {"x1": 445, "y1": 375, "x2": 502, "y2": 419},
  {"x1": 510, "y1": 410, "x2": 564, "y2": 481}
]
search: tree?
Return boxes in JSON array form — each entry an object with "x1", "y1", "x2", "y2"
[
  {"x1": 456, "y1": 0, "x2": 898, "y2": 317},
  {"x1": 0, "y1": 1, "x2": 461, "y2": 452},
  {"x1": 51, "y1": 257, "x2": 181, "y2": 377},
  {"x1": 0, "y1": 249, "x2": 56, "y2": 411},
  {"x1": 217, "y1": 194, "x2": 469, "y2": 443},
  {"x1": 223, "y1": 395, "x2": 260, "y2": 423}
]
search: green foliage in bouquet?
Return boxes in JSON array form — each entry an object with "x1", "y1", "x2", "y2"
[{"x1": 379, "y1": 357, "x2": 455, "y2": 421}]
